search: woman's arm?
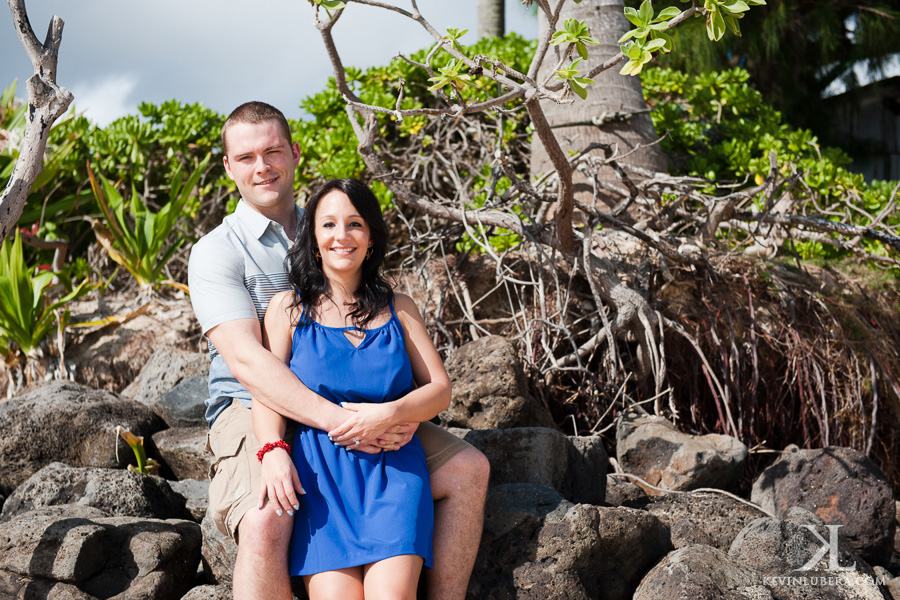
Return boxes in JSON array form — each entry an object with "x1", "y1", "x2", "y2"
[
  {"x1": 329, "y1": 293, "x2": 451, "y2": 446},
  {"x1": 252, "y1": 291, "x2": 304, "y2": 515}
]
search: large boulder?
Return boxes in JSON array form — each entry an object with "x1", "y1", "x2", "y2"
[
  {"x1": 729, "y1": 508, "x2": 887, "y2": 600},
  {"x1": 616, "y1": 409, "x2": 748, "y2": 496},
  {"x1": 642, "y1": 490, "x2": 767, "y2": 550},
  {"x1": 605, "y1": 474, "x2": 648, "y2": 506},
  {"x1": 457, "y1": 427, "x2": 607, "y2": 504},
  {"x1": 751, "y1": 446, "x2": 895, "y2": 565},
  {"x1": 201, "y1": 510, "x2": 237, "y2": 585},
  {"x1": 0, "y1": 462, "x2": 190, "y2": 522},
  {"x1": 170, "y1": 478, "x2": 210, "y2": 522},
  {"x1": 0, "y1": 568, "x2": 99, "y2": 599},
  {"x1": 182, "y1": 585, "x2": 233, "y2": 600},
  {"x1": 634, "y1": 544, "x2": 773, "y2": 600},
  {"x1": 0, "y1": 381, "x2": 166, "y2": 495},
  {"x1": 441, "y1": 336, "x2": 556, "y2": 430},
  {"x1": 122, "y1": 348, "x2": 209, "y2": 428},
  {"x1": 592, "y1": 506, "x2": 673, "y2": 600},
  {"x1": 0, "y1": 504, "x2": 201, "y2": 600},
  {"x1": 65, "y1": 296, "x2": 200, "y2": 393},
  {"x1": 469, "y1": 483, "x2": 670, "y2": 600},
  {"x1": 152, "y1": 426, "x2": 211, "y2": 481},
  {"x1": 567, "y1": 434, "x2": 609, "y2": 504},
  {"x1": 468, "y1": 483, "x2": 577, "y2": 599}
]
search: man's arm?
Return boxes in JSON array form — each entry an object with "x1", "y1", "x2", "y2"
[{"x1": 207, "y1": 317, "x2": 347, "y2": 432}]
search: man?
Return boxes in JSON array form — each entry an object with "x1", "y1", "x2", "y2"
[{"x1": 188, "y1": 101, "x2": 489, "y2": 600}]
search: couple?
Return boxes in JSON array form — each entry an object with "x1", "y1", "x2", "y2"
[{"x1": 188, "y1": 101, "x2": 490, "y2": 600}]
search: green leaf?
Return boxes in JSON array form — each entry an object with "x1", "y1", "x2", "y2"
[
  {"x1": 638, "y1": 0, "x2": 653, "y2": 23},
  {"x1": 577, "y1": 41, "x2": 588, "y2": 60},
  {"x1": 623, "y1": 8, "x2": 645, "y2": 28},
  {"x1": 655, "y1": 7, "x2": 681, "y2": 21},
  {"x1": 571, "y1": 80, "x2": 588, "y2": 99},
  {"x1": 708, "y1": 9, "x2": 726, "y2": 41},
  {"x1": 722, "y1": 0, "x2": 750, "y2": 13},
  {"x1": 645, "y1": 38, "x2": 667, "y2": 52},
  {"x1": 723, "y1": 13, "x2": 742, "y2": 36}
]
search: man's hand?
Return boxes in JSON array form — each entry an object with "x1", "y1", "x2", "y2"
[
  {"x1": 328, "y1": 402, "x2": 420, "y2": 451},
  {"x1": 257, "y1": 447, "x2": 304, "y2": 516}
]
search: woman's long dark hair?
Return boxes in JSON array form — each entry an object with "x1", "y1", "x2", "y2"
[{"x1": 285, "y1": 178, "x2": 392, "y2": 329}]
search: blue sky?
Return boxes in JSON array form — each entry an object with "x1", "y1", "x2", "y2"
[{"x1": 2, "y1": 1, "x2": 536, "y2": 125}]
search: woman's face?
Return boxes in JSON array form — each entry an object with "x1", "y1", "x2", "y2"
[{"x1": 314, "y1": 189, "x2": 373, "y2": 278}]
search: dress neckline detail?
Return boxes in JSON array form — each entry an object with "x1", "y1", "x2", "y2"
[{"x1": 295, "y1": 297, "x2": 399, "y2": 350}]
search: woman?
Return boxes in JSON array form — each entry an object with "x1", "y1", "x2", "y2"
[{"x1": 252, "y1": 178, "x2": 451, "y2": 600}]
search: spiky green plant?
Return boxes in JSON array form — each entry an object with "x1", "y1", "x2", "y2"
[{"x1": 0, "y1": 230, "x2": 92, "y2": 363}]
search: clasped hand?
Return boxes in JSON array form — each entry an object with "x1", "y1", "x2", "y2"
[{"x1": 328, "y1": 402, "x2": 419, "y2": 453}]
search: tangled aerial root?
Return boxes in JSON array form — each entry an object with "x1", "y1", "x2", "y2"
[{"x1": 661, "y1": 255, "x2": 900, "y2": 489}]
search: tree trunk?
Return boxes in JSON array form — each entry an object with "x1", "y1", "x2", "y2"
[
  {"x1": 477, "y1": 0, "x2": 505, "y2": 39},
  {"x1": 530, "y1": 0, "x2": 667, "y2": 215}
]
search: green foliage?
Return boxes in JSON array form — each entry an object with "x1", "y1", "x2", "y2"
[
  {"x1": 619, "y1": 1, "x2": 678, "y2": 74},
  {"x1": 428, "y1": 59, "x2": 474, "y2": 98},
  {"x1": 555, "y1": 58, "x2": 595, "y2": 99},
  {"x1": 550, "y1": 18, "x2": 601, "y2": 94},
  {"x1": 551, "y1": 17, "x2": 601, "y2": 60},
  {"x1": 643, "y1": 65, "x2": 898, "y2": 259},
  {"x1": 701, "y1": 0, "x2": 766, "y2": 41},
  {"x1": 116, "y1": 426, "x2": 159, "y2": 475},
  {"x1": 618, "y1": 1, "x2": 765, "y2": 75},
  {"x1": 88, "y1": 154, "x2": 210, "y2": 288},
  {"x1": 295, "y1": 32, "x2": 537, "y2": 221},
  {"x1": 0, "y1": 231, "x2": 92, "y2": 360},
  {"x1": 308, "y1": 0, "x2": 345, "y2": 10},
  {"x1": 626, "y1": 1, "x2": 900, "y2": 141}
]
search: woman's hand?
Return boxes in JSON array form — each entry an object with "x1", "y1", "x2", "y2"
[
  {"x1": 328, "y1": 402, "x2": 416, "y2": 450},
  {"x1": 257, "y1": 446, "x2": 304, "y2": 516}
]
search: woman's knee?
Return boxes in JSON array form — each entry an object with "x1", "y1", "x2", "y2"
[{"x1": 306, "y1": 568, "x2": 364, "y2": 600}]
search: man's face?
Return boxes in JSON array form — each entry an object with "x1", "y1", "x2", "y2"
[{"x1": 223, "y1": 120, "x2": 301, "y2": 214}]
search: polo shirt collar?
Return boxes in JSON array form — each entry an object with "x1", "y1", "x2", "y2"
[{"x1": 234, "y1": 199, "x2": 302, "y2": 240}]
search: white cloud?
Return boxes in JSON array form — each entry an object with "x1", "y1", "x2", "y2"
[{"x1": 68, "y1": 74, "x2": 140, "y2": 126}]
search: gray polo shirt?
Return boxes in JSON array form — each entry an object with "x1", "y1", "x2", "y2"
[{"x1": 188, "y1": 199, "x2": 302, "y2": 426}]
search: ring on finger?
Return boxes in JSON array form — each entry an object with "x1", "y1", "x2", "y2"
[{"x1": 353, "y1": 437, "x2": 360, "y2": 446}]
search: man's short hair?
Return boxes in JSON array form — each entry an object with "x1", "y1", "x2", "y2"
[{"x1": 221, "y1": 101, "x2": 293, "y2": 155}]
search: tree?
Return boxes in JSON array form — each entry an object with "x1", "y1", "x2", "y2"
[
  {"x1": 530, "y1": 0, "x2": 667, "y2": 212},
  {"x1": 0, "y1": 0, "x2": 72, "y2": 245},
  {"x1": 477, "y1": 0, "x2": 505, "y2": 39},
  {"x1": 627, "y1": 0, "x2": 900, "y2": 140},
  {"x1": 306, "y1": 0, "x2": 780, "y2": 402}
]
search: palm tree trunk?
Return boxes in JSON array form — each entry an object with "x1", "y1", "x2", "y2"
[
  {"x1": 530, "y1": 0, "x2": 667, "y2": 215},
  {"x1": 478, "y1": 0, "x2": 505, "y2": 39}
]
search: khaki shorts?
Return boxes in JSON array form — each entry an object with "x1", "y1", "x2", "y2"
[{"x1": 207, "y1": 400, "x2": 472, "y2": 540}]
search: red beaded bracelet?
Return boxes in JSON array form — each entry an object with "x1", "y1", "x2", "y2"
[{"x1": 257, "y1": 440, "x2": 291, "y2": 463}]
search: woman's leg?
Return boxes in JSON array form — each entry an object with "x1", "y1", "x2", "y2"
[
  {"x1": 304, "y1": 567, "x2": 365, "y2": 600},
  {"x1": 362, "y1": 555, "x2": 424, "y2": 600}
]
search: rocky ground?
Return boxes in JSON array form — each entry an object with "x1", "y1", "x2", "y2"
[{"x1": 0, "y1": 297, "x2": 898, "y2": 599}]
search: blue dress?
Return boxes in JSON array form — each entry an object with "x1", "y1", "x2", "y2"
[{"x1": 287, "y1": 298, "x2": 434, "y2": 576}]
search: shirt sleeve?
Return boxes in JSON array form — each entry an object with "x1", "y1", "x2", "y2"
[{"x1": 188, "y1": 233, "x2": 257, "y2": 334}]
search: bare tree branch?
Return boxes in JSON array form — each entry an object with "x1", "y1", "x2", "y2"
[{"x1": 0, "y1": 0, "x2": 72, "y2": 243}]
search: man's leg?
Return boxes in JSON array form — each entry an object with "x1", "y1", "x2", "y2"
[
  {"x1": 427, "y1": 445, "x2": 490, "y2": 600},
  {"x1": 207, "y1": 401, "x2": 295, "y2": 600},
  {"x1": 233, "y1": 507, "x2": 294, "y2": 600}
]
